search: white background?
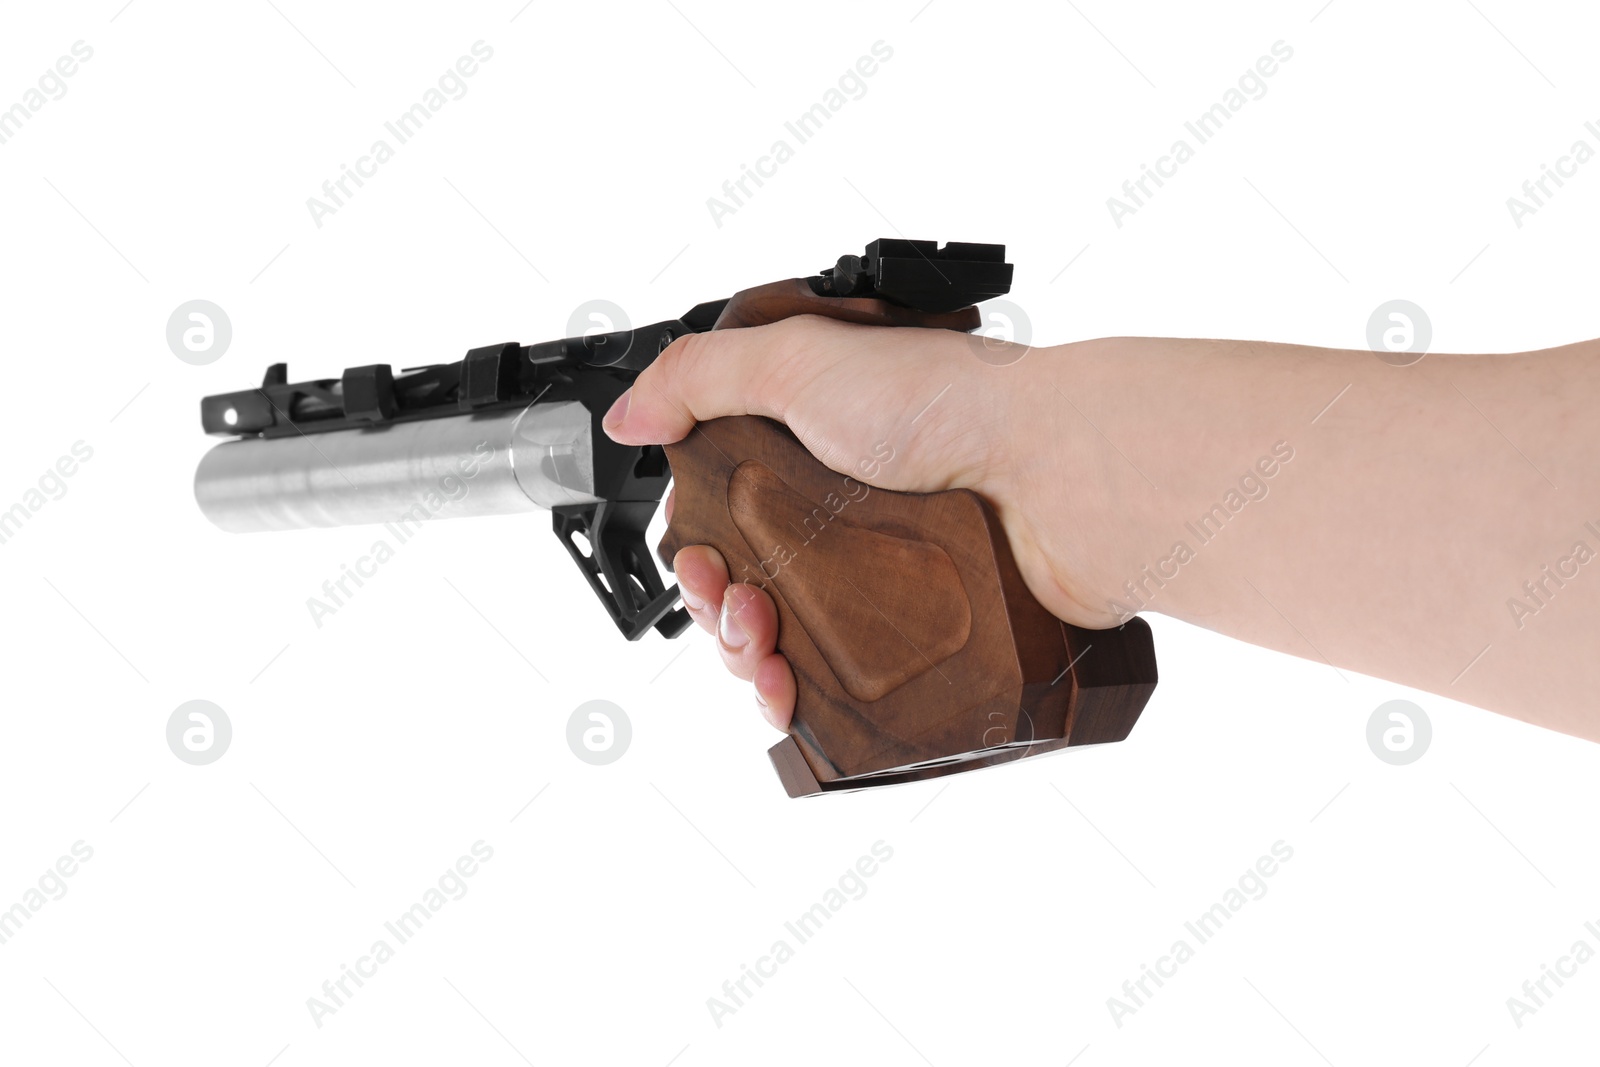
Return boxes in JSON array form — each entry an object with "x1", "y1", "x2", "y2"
[{"x1": 2, "y1": 1, "x2": 1598, "y2": 1064}]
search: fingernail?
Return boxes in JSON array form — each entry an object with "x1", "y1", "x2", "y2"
[
  {"x1": 719, "y1": 595, "x2": 749, "y2": 648},
  {"x1": 602, "y1": 388, "x2": 631, "y2": 433},
  {"x1": 680, "y1": 586, "x2": 705, "y2": 611},
  {"x1": 754, "y1": 686, "x2": 768, "y2": 708}
]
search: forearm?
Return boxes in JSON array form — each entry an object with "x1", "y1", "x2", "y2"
[{"x1": 1019, "y1": 335, "x2": 1600, "y2": 741}]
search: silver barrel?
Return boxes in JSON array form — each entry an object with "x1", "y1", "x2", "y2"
[{"x1": 194, "y1": 400, "x2": 600, "y2": 533}]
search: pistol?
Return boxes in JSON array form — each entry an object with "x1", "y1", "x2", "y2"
[{"x1": 194, "y1": 239, "x2": 1158, "y2": 795}]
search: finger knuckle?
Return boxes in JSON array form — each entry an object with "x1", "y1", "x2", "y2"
[{"x1": 663, "y1": 329, "x2": 714, "y2": 386}]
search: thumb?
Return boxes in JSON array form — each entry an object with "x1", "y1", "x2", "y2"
[
  {"x1": 602, "y1": 316, "x2": 845, "y2": 446},
  {"x1": 602, "y1": 314, "x2": 1000, "y2": 494}
]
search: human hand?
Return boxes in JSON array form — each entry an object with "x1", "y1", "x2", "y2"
[{"x1": 602, "y1": 315, "x2": 1132, "y2": 731}]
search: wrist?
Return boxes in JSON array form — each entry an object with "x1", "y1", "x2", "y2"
[{"x1": 983, "y1": 336, "x2": 1161, "y2": 627}]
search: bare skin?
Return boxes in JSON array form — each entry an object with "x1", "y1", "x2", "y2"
[{"x1": 603, "y1": 315, "x2": 1600, "y2": 742}]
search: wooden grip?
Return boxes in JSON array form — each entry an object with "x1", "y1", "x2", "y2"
[{"x1": 660, "y1": 281, "x2": 1157, "y2": 795}]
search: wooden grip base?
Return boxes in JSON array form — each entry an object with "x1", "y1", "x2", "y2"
[{"x1": 660, "y1": 416, "x2": 1157, "y2": 796}]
